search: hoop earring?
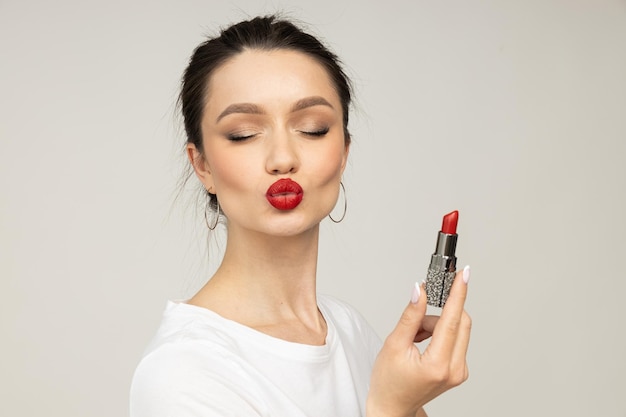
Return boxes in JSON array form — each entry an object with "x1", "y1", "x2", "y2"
[
  {"x1": 328, "y1": 181, "x2": 347, "y2": 223},
  {"x1": 204, "y1": 194, "x2": 220, "y2": 230}
]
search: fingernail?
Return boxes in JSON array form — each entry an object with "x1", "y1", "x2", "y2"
[
  {"x1": 411, "y1": 282, "x2": 421, "y2": 304},
  {"x1": 463, "y1": 265, "x2": 471, "y2": 284}
]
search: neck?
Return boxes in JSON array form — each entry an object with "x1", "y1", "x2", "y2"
[
  {"x1": 189, "y1": 223, "x2": 325, "y2": 343},
  {"x1": 222, "y1": 224, "x2": 320, "y2": 301}
]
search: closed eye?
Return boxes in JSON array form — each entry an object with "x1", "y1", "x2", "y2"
[
  {"x1": 299, "y1": 127, "x2": 329, "y2": 137},
  {"x1": 227, "y1": 133, "x2": 258, "y2": 142}
]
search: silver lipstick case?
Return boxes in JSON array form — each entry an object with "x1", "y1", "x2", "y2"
[{"x1": 426, "y1": 231, "x2": 458, "y2": 307}]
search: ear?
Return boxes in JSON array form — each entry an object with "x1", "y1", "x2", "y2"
[
  {"x1": 340, "y1": 142, "x2": 350, "y2": 175},
  {"x1": 186, "y1": 143, "x2": 215, "y2": 192}
]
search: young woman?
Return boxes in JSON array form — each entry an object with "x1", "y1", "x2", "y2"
[{"x1": 130, "y1": 15, "x2": 471, "y2": 417}]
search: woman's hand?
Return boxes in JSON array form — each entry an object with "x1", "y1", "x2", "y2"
[{"x1": 367, "y1": 266, "x2": 472, "y2": 417}]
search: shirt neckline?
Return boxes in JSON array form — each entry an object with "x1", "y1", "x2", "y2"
[{"x1": 165, "y1": 295, "x2": 338, "y2": 361}]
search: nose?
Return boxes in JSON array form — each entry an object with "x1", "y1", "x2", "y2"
[{"x1": 265, "y1": 129, "x2": 300, "y2": 175}]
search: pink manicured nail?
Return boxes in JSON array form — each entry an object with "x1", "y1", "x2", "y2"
[
  {"x1": 462, "y1": 265, "x2": 471, "y2": 284},
  {"x1": 411, "y1": 282, "x2": 421, "y2": 304}
]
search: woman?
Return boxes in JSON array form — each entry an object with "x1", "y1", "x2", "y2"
[{"x1": 130, "y1": 15, "x2": 471, "y2": 417}]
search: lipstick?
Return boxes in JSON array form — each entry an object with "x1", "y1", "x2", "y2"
[
  {"x1": 426, "y1": 210, "x2": 459, "y2": 307},
  {"x1": 266, "y1": 178, "x2": 303, "y2": 210}
]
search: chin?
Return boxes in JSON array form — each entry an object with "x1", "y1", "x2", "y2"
[{"x1": 257, "y1": 214, "x2": 323, "y2": 238}]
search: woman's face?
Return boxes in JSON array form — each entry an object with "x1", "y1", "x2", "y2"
[{"x1": 191, "y1": 49, "x2": 349, "y2": 237}]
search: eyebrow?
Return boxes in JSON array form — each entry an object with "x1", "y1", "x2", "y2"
[
  {"x1": 216, "y1": 103, "x2": 263, "y2": 122},
  {"x1": 215, "y1": 96, "x2": 334, "y2": 123},
  {"x1": 290, "y1": 96, "x2": 334, "y2": 113}
]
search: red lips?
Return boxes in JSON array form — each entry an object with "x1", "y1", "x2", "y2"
[{"x1": 266, "y1": 178, "x2": 303, "y2": 210}]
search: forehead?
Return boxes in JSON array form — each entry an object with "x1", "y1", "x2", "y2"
[{"x1": 204, "y1": 49, "x2": 340, "y2": 115}]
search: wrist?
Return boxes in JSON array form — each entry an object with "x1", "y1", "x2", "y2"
[{"x1": 366, "y1": 398, "x2": 417, "y2": 417}]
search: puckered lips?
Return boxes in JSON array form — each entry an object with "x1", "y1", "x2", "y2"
[{"x1": 265, "y1": 178, "x2": 303, "y2": 210}]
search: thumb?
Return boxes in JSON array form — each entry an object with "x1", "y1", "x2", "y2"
[{"x1": 387, "y1": 282, "x2": 427, "y2": 349}]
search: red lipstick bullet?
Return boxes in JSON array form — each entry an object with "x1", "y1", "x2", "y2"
[
  {"x1": 441, "y1": 210, "x2": 458, "y2": 235},
  {"x1": 426, "y1": 210, "x2": 459, "y2": 307},
  {"x1": 266, "y1": 178, "x2": 303, "y2": 211}
]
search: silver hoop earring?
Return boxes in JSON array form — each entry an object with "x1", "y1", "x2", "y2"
[
  {"x1": 328, "y1": 181, "x2": 347, "y2": 223},
  {"x1": 204, "y1": 194, "x2": 220, "y2": 230}
]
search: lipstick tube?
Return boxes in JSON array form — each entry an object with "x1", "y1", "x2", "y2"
[{"x1": 426, "y1": 211, "x2": 458, "y2": 307}]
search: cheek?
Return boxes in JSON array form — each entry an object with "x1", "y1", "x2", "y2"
[
  {"x1": 310, "y1": 144, "x2": 346, "y2": 182},
  {"x1": 205, "y1": 148, "x2": 247, "y2": 190}
]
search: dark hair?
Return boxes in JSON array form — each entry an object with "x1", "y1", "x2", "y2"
[{"x1": 178, "y1": 15, "x2": 353, "y2": 210}]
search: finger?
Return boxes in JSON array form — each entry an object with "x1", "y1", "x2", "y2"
[
  {"x1": 440, "y1": 265, "x2": 470, "y2": 321},
  {"x1": 426, "y1": 265, "x2": 470, "y2": 358},
  {"x1": 419, "y1": 315, "x2": 440, "y2": 334},
  {"x1": 414, "y1": 315, "x2": 439, "y2": 342},
  {"x1": 449, "y1": 310, "x2": 472, "y2": 382},
  {"x1": 414, "y1": 329, "x2": 432, "y2": 343},
  {"x1": 386, "y1": 282, "x2": 428, "y2": 350}
]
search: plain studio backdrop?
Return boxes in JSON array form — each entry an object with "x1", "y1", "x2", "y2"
[{"x1": 1, "y1": 0, "x2": 625, "y2": 416}]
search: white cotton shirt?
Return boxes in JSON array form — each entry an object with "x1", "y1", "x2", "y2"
[{"x1": 130, "y1": 294, "x2": 382, "y2": 417}]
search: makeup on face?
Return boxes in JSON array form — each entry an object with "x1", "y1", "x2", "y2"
[
  {"x1": 197, "y1": 50, "x2": 348, "y2": 237},
  {"x1": 425, "y1": 210, "x2": 459, "y2": 307},
  {"x1": 266, "y1": 178, "x2": 304, "y2": 210}
]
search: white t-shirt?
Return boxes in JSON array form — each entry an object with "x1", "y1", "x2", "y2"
[{"x1": 130, "y1": 294, "x2": 382, "y2": 417}]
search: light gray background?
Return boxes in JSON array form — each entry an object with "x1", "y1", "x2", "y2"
[{"x1": 2, "y1": 0, "x2": 625, "y2": 416}]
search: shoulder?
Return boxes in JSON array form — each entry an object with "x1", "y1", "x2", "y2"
[
  {"x1": 131, "y1": 349, "x2": 263, "y2": 416},
  {"x1": 130, "y1": 302, "x2": 266, "y2": 417},
  {"x1": 318, "y1": 294, "x2": 374, "y2": 331},
  {"x1": 134, "y1": 301, "x2": 254, "y2": 375},
  {"x1": 318, "y1": 294, "x2": 382, "y2": 350}
]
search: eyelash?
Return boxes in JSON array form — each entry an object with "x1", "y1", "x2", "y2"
[
  {"x1": 300, "y1": 127, "x2": 329, "y2": 137},
  {"x1": 227, "y1": 133, "x2": 256, "y2": 142},
  {"x1": 226, "y1": 127, "x2": 330, "y2": 142}
]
